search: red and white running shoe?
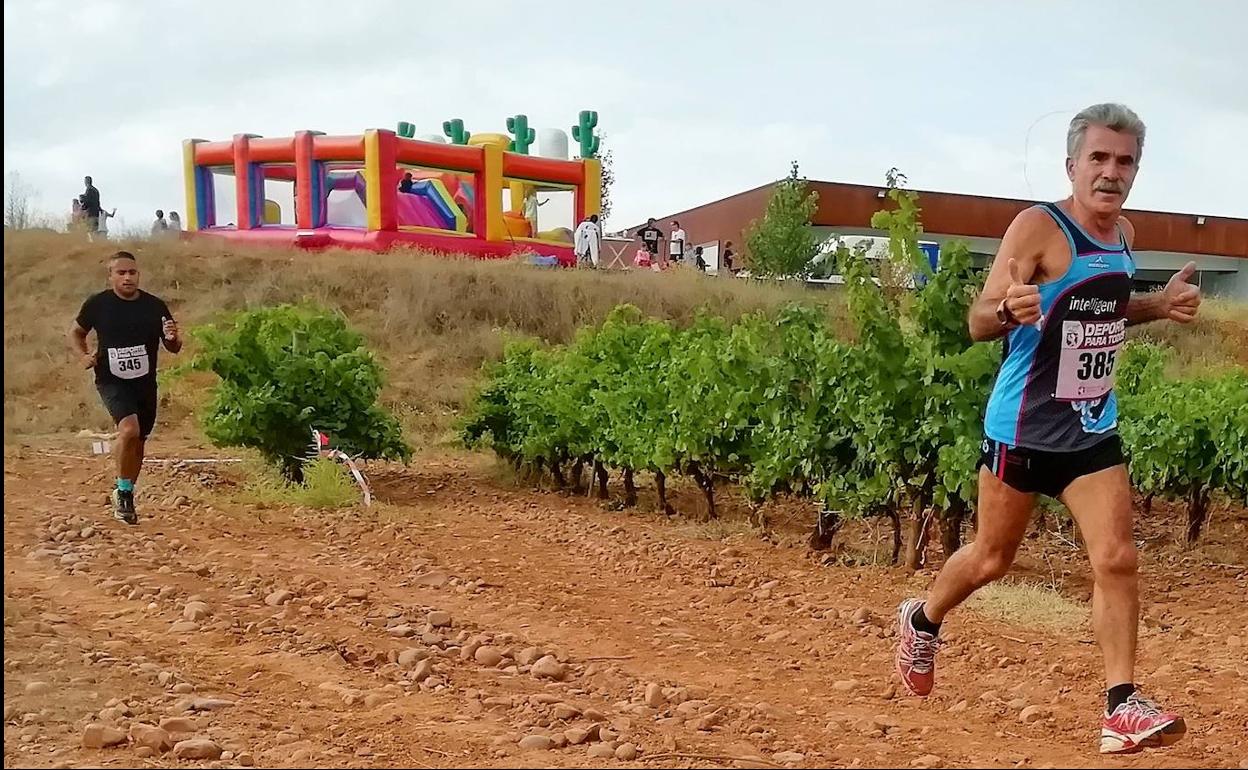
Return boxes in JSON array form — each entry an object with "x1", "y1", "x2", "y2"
[
  {"x1": 895, "y1": 598, "x2": 940, "y2": 696},
  {"x1": 1100, "y1": 693, "x2": 1186, "y2": 754}
]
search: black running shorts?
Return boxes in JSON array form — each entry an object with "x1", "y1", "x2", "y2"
[
  {"x1": 979, "y1": 434, "x2": 1125, "y2": 498},
  {"x1": 96, "y1": 380, "x2": 159, "y2": 439}
]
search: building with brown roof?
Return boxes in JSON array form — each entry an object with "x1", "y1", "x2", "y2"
[{"x1": 626, "y1": 181, "x2": 1248, "y2": 297}]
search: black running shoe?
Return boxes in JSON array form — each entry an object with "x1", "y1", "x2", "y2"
[{"x1": 111, "y1": 488, "x2": 137, "y2": 525}]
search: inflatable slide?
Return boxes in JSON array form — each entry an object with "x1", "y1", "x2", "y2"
[{"x1": 336, "y1": 171, "x2": 469, "y2": 231}]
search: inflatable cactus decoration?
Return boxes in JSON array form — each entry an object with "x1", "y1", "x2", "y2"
[
  {"x1": 572, "y1": 110, "x2": 599, "y2": 158},
  {"x1": 396, "y1": 121, "x2": 416, "y2": 139},
  {"x1": 506, "y1": 114, "x2": 536, "y2": 154},
  {"x1": 442, "y1": 119, "x2": 471, "y2": 145}
]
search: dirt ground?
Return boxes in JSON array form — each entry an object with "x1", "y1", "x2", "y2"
[{"x1": 4, "y1": 434, "x2": 1247, "y2": 769}]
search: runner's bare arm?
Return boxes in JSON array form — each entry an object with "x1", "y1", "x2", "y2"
[
  {"x1": 1124, "y1": 293, "x2": 1167, "y2": 326},
  {"x1": 68, "y1": 322, "x2": 96, "y2": 368},
  {"x1": 1125, "y1": 266, "x2": 1200, "y2": 326},
  {"x1": 1119, "y1": 219, "x2": 1202, "y2": 325},
  {"x1": 968, "y1": 207, "x2": 1049, "y2": 342},
  {"x1": 161, "y1": 316, "x2": 183, "y2": 353},
  {"x1": 1119, "y1": 216, "x2": 1136, "y2": 249},
  {"x1": 1118, "y1": 216, "x2": 1159, "y2": 324}
]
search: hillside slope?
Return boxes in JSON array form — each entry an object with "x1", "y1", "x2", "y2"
[{"x1": 4, "y1": 230, "x2": 1244, "y2": 445}]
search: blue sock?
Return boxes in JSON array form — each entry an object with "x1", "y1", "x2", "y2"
[{"x1": 117, "y1": 478, "x2": 134, "y2": 493}]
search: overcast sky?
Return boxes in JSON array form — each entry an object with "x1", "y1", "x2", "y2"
[{"x1": 4, "y1": 0, "x2": 1245, "y2": 235}]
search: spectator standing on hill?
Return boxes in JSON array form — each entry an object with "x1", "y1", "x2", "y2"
[
  {"x1": 721, "y1": 240, "x2": 736, "y2": 275},
  {"x1": 151, "y1": 210, "x2": 168, "y2": 236},
  {"x1": 168, "y1": 211, "x2": 182, "y2": 232},
  {"x1": 574, "y1": 214, "x2": 602, "y2": 268},
  {"x1": 637, "y1": 218, "x2": 664, "y2": 262},
  {"x1": 81, "y1": 176, "x2": 102, "y2": 233},
  {"x1": 93, "y1": 208, "x2": 117, "y2": 241},
  {"x1": 669, "y1": 220, "x2": 687, "y2": 264}
]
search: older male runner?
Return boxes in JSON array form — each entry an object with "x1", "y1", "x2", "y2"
[{"x1": 895, "y1": 103, "x2": 1201, "y2": 754}]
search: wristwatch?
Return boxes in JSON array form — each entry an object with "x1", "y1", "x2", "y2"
[{"x1": 996, "y1": 299, "x2": 1019, "y2": 328}]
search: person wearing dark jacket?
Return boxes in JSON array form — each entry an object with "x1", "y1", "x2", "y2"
[{"x1": 81, "y1": 176, "x2": 102, "y2": 232}]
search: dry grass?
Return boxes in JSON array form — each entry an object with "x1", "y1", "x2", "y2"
[
  {"x1": 3, "y1": 230, "x2": 836, "y2": 444},
  {"x1": 1128, "y1": 296, "x2": 1248, "y2": 376},
  {"x1": 241, "y1": 458, "x2": 363, "y2": 509},
  {"x1": 967, "y1": 579, "x2": 1089, "y2": 631}
]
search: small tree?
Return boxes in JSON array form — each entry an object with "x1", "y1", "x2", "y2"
[
  {"x1": 744, "y1": 161, "x2": 822, "y2": 279},
  {"x1": 871, "y1": 168, "x2": 923, "y2": 304},
  {"x1": 827, "y1": 170, "x2": 997, "y2": 568},
  {"x1": 188, "y1": 304, "x2": 411, "y2": 480},
  {"x1": 4, "y1": 171, "x2": 33, "y2": 230}
]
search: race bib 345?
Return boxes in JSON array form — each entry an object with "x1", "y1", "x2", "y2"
[{"x1": 108, "y1": 345, "x2": 150, "y2": 379}]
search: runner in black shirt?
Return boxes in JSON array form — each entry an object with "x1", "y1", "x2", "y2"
[{"x1": 69, "y1": 251, "x2": 182, "y2": 524}]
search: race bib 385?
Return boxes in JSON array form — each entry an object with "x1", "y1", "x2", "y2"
[{"x1": 1055, "y1": 319, "x2": 1125, "y2": 400}]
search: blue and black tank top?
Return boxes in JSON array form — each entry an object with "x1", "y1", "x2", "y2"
[{"x1": 983, "y1": 202, "x2": 1135, "y2": 451}]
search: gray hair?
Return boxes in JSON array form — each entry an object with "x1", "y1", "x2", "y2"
[{"x1": 1067, "y1": 103, "x2": 1146, "y2": 163}]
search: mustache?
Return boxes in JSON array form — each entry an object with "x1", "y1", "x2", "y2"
[{"x1": 1094, "y1": 181, "x2": 1123, "y2": 193}]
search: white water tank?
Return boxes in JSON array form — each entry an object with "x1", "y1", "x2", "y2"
[
  {"x1": 537, "y1": 128, "x2": 568, "y2": 159},
  {"x1": 418, "y1": 133, "x2": 446, "y2": 144}
]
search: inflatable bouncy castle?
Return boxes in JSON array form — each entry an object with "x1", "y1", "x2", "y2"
[{"x1": 181, "y1": 112, "x2": 602, "y2": 265}]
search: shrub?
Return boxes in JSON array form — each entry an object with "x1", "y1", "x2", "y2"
[{"x1": 188, "y1": 304, "x2": 410, "y2": 479}]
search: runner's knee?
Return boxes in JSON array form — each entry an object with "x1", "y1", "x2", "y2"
[
  {"x1": 1090, "y1": 541, "x2": 1138, "y2": 581},
  {"x1": 973, "y1": 546, "x2": 1015, "y2": 585},
  {"x1": 117, "y1": 417, "x2": 141, "y2": 441}
]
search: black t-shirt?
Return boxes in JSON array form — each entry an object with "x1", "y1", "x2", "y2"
[
  {"x1": 723, "y1": 248, "x2": 735, "y2": 270},
  {"x1": 82, "y1": 186, "x2": 101, "y2": 216},
  {"x1": 638, "y1": 226, "x2": 662, "y2": 251},
  {"x1": 75, "y1": 290, "x2": 173, "y2": 386}
]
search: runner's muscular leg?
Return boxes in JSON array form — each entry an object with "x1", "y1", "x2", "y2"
[
  {"x1": 115, "y1": 415, "x2": 143, "y2": 483},
  {"x1": 924, "y1": 467, "x2": 1035, "y2": 622},
  {"x1": 135, "y1": 438, "x2": 147, "y2": 484},
  {"x1": 1060, "y1": 464, "x2": 1137, "y2": 687}
]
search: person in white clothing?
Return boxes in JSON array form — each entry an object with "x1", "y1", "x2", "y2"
[
  {"x1": 167, "y1": 211, "x2": 182, "y2": 232},
  {"x1": 669, "y1": 220, "x2": 687, "y2": 263},
  {"x1": 574, "y1": 214, "x2": 602, "y2": 268},
  {"x1": 92, "y1": 208, "x2": 117, "y2": 241}
]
